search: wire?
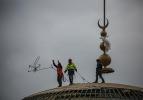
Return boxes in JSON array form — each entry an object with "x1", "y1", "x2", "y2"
[
  {"x1": 76, "y1": 71, "x2": 90, "y2": 83},
  {"x1": 62, "y1": 76, "x2": 69, "y2": 82}
]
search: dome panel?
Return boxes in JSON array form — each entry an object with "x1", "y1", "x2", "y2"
[{"x1": 23, "y1": 83, "x2": 143, "y2": 100}]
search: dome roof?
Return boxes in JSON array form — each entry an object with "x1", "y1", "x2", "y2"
[{"x1": 23, "y1": 83, "x2": 143, "y2": 100}]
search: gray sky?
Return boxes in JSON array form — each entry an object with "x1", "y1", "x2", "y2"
[{"x1": 0, "y1": 0, "x2": 143, "y2": 100}]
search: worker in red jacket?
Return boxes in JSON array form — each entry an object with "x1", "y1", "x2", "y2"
[{"x1": 52, "y1": 60, "x2": 64, "y2": 87}]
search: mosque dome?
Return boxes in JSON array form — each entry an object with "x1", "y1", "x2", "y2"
[{"x1": 23, "y1": 83, "x2": 143, "y2": 100}]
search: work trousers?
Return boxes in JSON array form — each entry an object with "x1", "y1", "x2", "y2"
[
  {"x1": 57, "y1": 76, "x2": 63, "y2": 87},
  {"x1": 68, "y1": 70, "x2": 75, "y2": 85},
  {"x1": 95, "y1": 72, "x2": 105, "y2": 83}
]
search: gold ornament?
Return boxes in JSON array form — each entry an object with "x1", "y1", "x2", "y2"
[
  {"x1": 100, "y1": 30, "x2": 107, "y2": 37},
  {"x1": 100, "y1": 42, "x2": 106, "y2": 51},
  {"x1": 99, "y1": 54, "x2": 111, "y2": 67}
]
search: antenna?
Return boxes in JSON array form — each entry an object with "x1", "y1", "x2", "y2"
[
  {"x1": 28, "y1": 57, "x2": 54, "y2": 72},
  {"x1": 28, "y1": 56, "x2": 41, "y2": 72},
  {"x1": 33, "y1": 56, "x2": 40, "y2": 66}
]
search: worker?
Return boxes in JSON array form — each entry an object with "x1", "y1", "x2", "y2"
[
  {"x1": 64, "y1": 59, "x2": 77, "y2": 85},
  {"x1": 52, "y1": 60, "x2": 64, "y2": 87},
  {"x1": 94, "y1": 59, "x2": 105, "y2": 83}
]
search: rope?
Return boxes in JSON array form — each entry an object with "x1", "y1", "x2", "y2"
[
  {"x1": 76, "y1": 71, "x2": 90, "y2": 83},
  {"x1": 62, "y1": 76, "x2": 69, "y2": 82},
  {"x1": 28, "y1": 64, "x2": 90, "y2": 83}
]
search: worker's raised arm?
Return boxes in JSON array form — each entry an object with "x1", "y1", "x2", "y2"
[{"x1": 52, "y1": 60, "x2": 57, "y2": 68}]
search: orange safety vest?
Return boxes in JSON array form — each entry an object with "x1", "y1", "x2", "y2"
[{"x1": 57, "y1": 67, "x2": 63, "y2": 77}]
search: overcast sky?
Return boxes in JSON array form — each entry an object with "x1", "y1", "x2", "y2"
[{"x1": 0, "y1": 0, "x2": 143, "y2": 100}]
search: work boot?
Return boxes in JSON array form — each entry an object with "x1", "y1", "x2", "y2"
[
  {"x1": 69, "y1": 82, "x2": 73, "y2": 85},
  {"x1": 94, "y1": 81, "x2": 98, "y2": 83}
]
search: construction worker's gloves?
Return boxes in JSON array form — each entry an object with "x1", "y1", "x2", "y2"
[
  {"x1": 64, "y1": 70, "x2": 67, "y2": 73},
  {"x1": 75, "y1": 69, "x2": 77, "y2": 72}
]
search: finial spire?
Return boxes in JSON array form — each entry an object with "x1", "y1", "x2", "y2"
[
  {"x1": 98, "y1": 0, "x2": 108, "y2": 31},
  {"x1": 97, "y1": 0, "x2": 114, "y2": 74},
  {"x1": 104, "y1": 0, "x2": 106, "y2": 26}
]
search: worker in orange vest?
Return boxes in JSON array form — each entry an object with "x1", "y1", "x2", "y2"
[{"x1": 52, "y1": 60, "x2": 64, "y2": 87}]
